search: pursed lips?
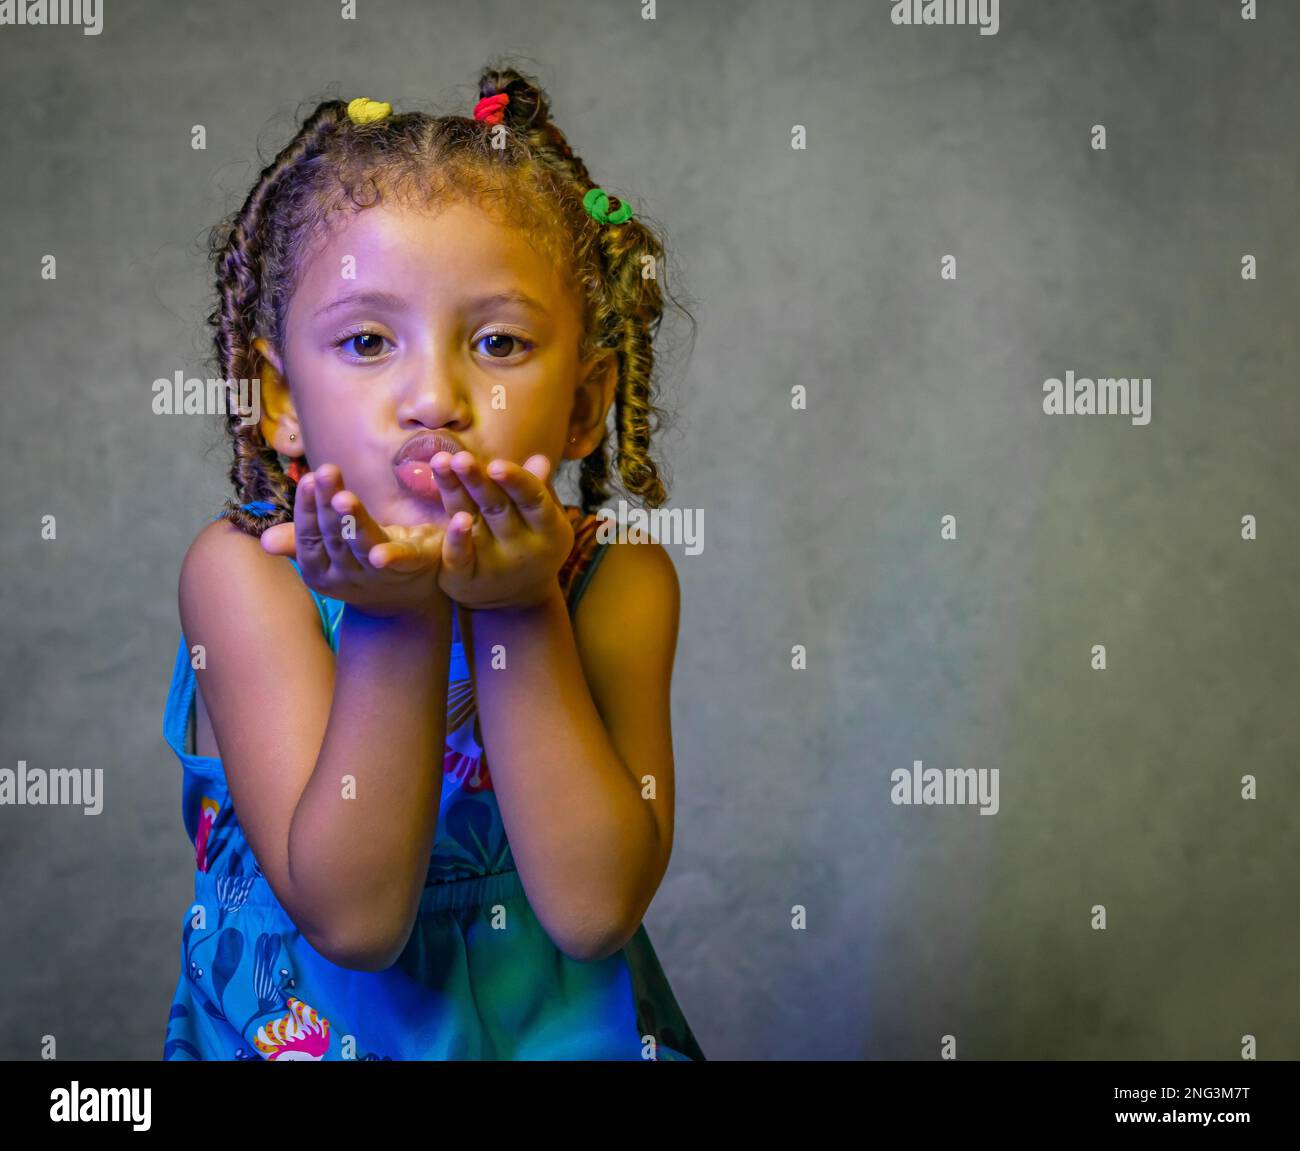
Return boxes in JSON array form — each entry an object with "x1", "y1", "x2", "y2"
[
  {"x1": 392, "y1": 431, "x2": 468, "y2": 501},
  {"x1": 392, "y1": 430, "x2": 467, "y2": 467}
]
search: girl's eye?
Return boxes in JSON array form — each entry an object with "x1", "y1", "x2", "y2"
[
  {"x1": 475, "y1": 331, "x2": 533, "y2": 360},
  {"x1": 335, "y1": 331, "x2": 391, "y2": 359}
]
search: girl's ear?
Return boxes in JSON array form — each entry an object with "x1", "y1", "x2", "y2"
[
  {"x1": 250, "y1": 337, "x2": 301, "y2": 453},
  {"x1": 252, "y1": 336, "x2": 285, "y2": 380},
  {"x1": 566, "y1": 351, "x2": 618, "y2": 459}
]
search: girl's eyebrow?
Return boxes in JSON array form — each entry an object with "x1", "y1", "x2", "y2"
[
  {"x1": 313, "y1": 288, "x2": 551, "y2": 320},
  {"x1": 313, "y1": 290, "x2": 409, "y2": 319},
  {"x1": 467, "y1": 290, "x2": 551, "y2": 318}
]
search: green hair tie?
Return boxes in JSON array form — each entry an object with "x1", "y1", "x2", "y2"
[{"x1": 583, "y1": 187, "x2": 633, "y2": 226}]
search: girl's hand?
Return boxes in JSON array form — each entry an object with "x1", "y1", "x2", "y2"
[
  {"x1": 430, "y1": 451, "x2": 574, "y2": 611},
  {"x1": 260, "y1": 464, "x2": 447, "y2": 619}
]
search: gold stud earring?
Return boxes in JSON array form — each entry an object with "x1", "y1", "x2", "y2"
[{"x1": 290, "y1": 433, "x2": 297, "y2": 441}]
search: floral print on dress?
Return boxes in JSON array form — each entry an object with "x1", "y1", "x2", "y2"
[
  {"x1": 195, "y1": 796, "x2": 219, "y2": 873},
  {"x1": 253, "y1": 997, "x2": 331, "y2": 1060},
  {"x1": 444, "y1": 678, "x2": 492, "y2": 792},
  {"x1": 424, "y1": 790, "x2": 514, "y2": 884}
]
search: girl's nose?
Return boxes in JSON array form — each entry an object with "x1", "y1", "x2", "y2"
[{"x1": 397, "y1": 361, "x2": 470, "y2": 430}]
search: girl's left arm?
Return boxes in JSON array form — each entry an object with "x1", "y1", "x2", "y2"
[{"x1": 466, "y1": 538, "x2": 679, "y2": 963}]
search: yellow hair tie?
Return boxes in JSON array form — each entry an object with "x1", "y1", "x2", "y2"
[{"x1": 347, "y1": 97, "x2": 391, "y2": 125}]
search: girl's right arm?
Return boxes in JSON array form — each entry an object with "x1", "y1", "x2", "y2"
[{"x1": 179, "y1": 497, "x2": 451, "y2": 972}]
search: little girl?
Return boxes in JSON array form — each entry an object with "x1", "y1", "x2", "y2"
[{"x1": 161, "y1": 65, "x2": 704, "y2": 1061}]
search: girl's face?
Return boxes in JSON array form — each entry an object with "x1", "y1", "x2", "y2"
[{"x1": 254, "y1": 199, "x2": 614, "y2": 526}]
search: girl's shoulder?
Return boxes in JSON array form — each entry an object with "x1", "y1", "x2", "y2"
[
  {"x1": 178, "y1": 509, "x2": 324, "y2": 653},
  {"x1": 559, "y1": 506, "x2": 680, "y2": 634}
]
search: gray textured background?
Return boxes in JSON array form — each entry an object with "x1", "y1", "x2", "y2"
[{"x1": 1, "y1": 0, "x2": 1296, "y2": 1060}]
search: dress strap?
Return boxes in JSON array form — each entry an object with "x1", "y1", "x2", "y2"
[{"x1": 559, "y1": 508, "x2": 610, "y2": 615}]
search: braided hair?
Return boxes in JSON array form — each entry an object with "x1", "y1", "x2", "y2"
[{"x1": 207, "y1": 63, "x2": 688, "y2": 537}]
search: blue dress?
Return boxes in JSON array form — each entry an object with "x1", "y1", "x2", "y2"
[{"x1": 162, "y1": 500, "x2": 705, "y2": 1061}]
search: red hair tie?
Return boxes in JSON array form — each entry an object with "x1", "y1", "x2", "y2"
[{"x1": 473, "y1": 93, "x2": 509, "y2": 125}]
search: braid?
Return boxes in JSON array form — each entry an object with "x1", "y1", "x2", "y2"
[
  {"x1": 208, "y1": 100, "x2": 348, "y2": 536},
  {"x1": 479, "y1": 64, "x2": 671, "y2": 513}
]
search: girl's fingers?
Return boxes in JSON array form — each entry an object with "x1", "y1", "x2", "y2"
[
  {"x1": 313, "y1": 465, "x2": 363, "y2": 574},
  {"x1": 442, "y1": 511, "x2": 477, "y2": 575},
  {"x1": 369, "y1": 529, "x2": 441, "y2": 575},
  {"x1": 487, "y1": 455, "x2": 561, "y2": 533},
  {"x1": 527, "y1": 453, "x2": 553, "y2": 488},
  {"x1": 294, "y1": 472, "x2": 326, "y2": 569},
  {"x1": 260, "y1": 522, "x2": 296, "y2": 556},
  {"x1": 451, "y1": 451, "x2": 521, "y2": 539},
  {"x1": 430, "y1": 452, "x2": 479, "y2": 521},
  {"x1": 329, "y1": 488, "x2": 388, "y2": 568}
]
